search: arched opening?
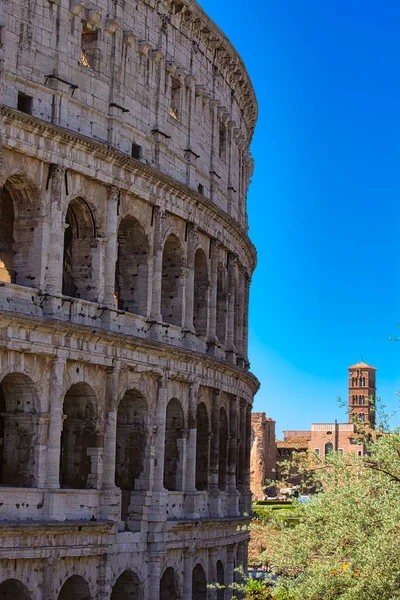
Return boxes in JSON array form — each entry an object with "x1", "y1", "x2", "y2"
[
  {"x1": 192, "y1": 564, "x2": 207, "y2": 600},
  {"x1": 111, "y1": 570, "x2": 141, "y2": 600},
  {"x1": 60, "y1": 383, "x2": 99, "y2": 489},
  {"x1": 218, "y1": 408, "x2": 228, "y2": 491},
  {"x1": 58, "y1": 575, "x2": 91, "y2": 600},
  {"x1": 216, "y1": 263, "x2": 227, "y2": 345},
  {"x1": 0, "y1": 175, "x2": 41, "y2": 287},
  {"x1": 160, "y1": 567, "x2": 180, "y2": 600},
  {"x1": 115, "y1": 389, "x2": 148, "y2": 519},
  {"x1": 0, "y1": 579, "x2": 31, "y2": 599},
  {"x1": 161, "y1": 234, "x2": 184, "y2": 326},
  {"x1": 325, "y1": 442, "x2": 334, "y2": 455},
  {"x1": 195, "y1": 403, "x2": 209, "y2": 491},
  {"x1": 62, "y1": 197, "x2": 96, "y2": 300},
  {"x1": 0, "y1": 373, "x2": 38, "y2": 487},
  {"x1": 164, "y1": 398, "x2": 184, "y2": 491},
  {"x1": 216, "y1": 561, "x2": 225, "y2": 600},
  {"x1": 193, "y1": 249, "x2": 208, "y2": 336},
  {"x1": 114, "y1": 216, "x2": 150, "y2": 315}
]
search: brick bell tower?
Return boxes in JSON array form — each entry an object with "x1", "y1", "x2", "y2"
[{"x1": 348, "y1": 361, "x2": 376, "y2": 428}]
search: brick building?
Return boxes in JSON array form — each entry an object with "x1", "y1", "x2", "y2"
[
  {"x1": 251, "y1": 362, "x2": 377, "y2": 497},
  {"x1": 0, "y1": 0, "x2": 259, "y2": 598}
]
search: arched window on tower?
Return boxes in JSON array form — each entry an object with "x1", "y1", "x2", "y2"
[
  {"x1": 324, "y1": 442, "x2": 334, "y2": 455},
  {"x1": 360, "y1": 414, "x2": 365, "y2": 423},
  {"x1": 359, "y1": 396, "x2": 365, "y2": 405}
]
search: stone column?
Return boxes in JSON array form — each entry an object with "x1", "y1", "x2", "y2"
[
  {"x1": 152, "y1": 375, "x2": 168, "y2": 491},
  {"x1": 102, "y1": 186, "x2": 119, "y2": 307},
  {"x1": 207, "y1": 239, "x2": 220, "y2": 344},
  {"x1": 147, "y1": 553, "x2": 163, "y2": 600},
  {"x1": 209, "y1": 389, "x2": 220, "y2": 493},
  {"x1": 45, "y1": 165, "x2": 66, "y2": 295},
  {"x1": 183, "y1": 549, "x2": 194, "y2": 599},
  {"x1": 225, "y1": 253, "x2": 237, "y2": 363},
  {"x1": 102, "y1": 366, "x2": 119, "y2": 489},
  {"x1": 235, "y1": 266, "x2": 245, "y2": 366},
  {"x1": 227, "y1": 395, "x2": 239, "y2": 516},
  {"x1": 208, "y1": 548, "x2": 219, "y2": 600},
  {"x1": 185, "y1": 383, "x2": 198, "y2": 492},
  {"x1": 238, "y1": 400, "x2": 247, "y2": 513},
  {"x1": 46, "y1": 355, "x2": 66, "y2": 488},
  {"x1": 243, "y1": 273, "x2": 250, "y2": 368},
  {"x1": 183, "y1": 224, "x2": 197, "y2": 333},
  {"x1": 35, "y1": 413, "x2": 50, "y2": 489},
  {"x1": 225, "y1": 544, "x2": 237, "y2": 600},
  {"x1": 245, "y1": 403, "x2": 252, "y2": 512},
  {"x1": 150, "y1": 207, "x2": 164, "y2": 322}
]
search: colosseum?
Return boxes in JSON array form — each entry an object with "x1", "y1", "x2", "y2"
[{"x1": 0, "y1": 0, "x2": 258, "y2": 597}]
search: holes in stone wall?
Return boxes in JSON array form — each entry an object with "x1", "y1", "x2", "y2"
[
  {"x1": 192, "y1": 564, "x2": 207, "y2": 600},
  {"x1": 17, "y1": 92, "x2": 33, "y2": 115},
  {"x1": 0, "y1": 373, "x2": 38, "y2": 488},
  {"x1": 218, "y1": 407, "x2": 228, "y2": 491},
  {"x1": 115, "y1": 216, "x2": 150, "y2": 315},
  {"x1": 0, "y1": 579, "x2": 31, "y2": 599},
  {"x1": 218, "y1": 123, "x2": 226, "y2": 160},
  {"x1": 62, "y1": 197, "x2": 96, "y2": 300},
  {"x1": 80, "y1": 23, "x2": 99, "y2": 70},
  {"x1": 160, "y1": 568, "x2": 180, "y2": 600},
  {"x1": 195, "y1": 402, "x2": 209, "y2": 491},
  {"x1": 111, "y1": 571, "x2": 141, "y2": 600},
  {"x1": 161, "y1": 234, "x2": 184, "y2": 326},
  {"x1": 193, "y1": 249, "x2": 208, "y2": 337},
  {"x1": 60, "y1": 383, "x2": 99, "y2": 489},
  {"x1": 163, "y1": 398, "x2": 184, "y2": 491},
  {"x1": 169, "y1": 78, "x2": 181, "y2": 120},
  {"x1": 131, "y1": 143, "x2": 142, "y2": 159},
  {"x1": 58, "y1": 575, "x2": 92, "y2": 600}
]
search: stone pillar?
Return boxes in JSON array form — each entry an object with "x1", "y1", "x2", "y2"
[
  {"x1": 183, "y1": 223, "x2": 197, "y2": 332},
  {"x1": 183, "y1": 549, "x2": 194, "y2": 599},
  {"x1": 243, "y1": 273, "x2": 250, "y2": 368},
  {"x1": 209, "y1": 390, "x2": 220, "y2": 493},
  {"x1": 185, "y1": 383, "x2": 198, "y2": 491},
  {"x1": 90, "y1": 237, "x2": 107, "y2": 303},
  {"x1": 45, "y1": 165, "x2": 66, "y2": 295},
  {"x1": 152, "y1": 376, "x2": 168, "y2": 491},
  {"x1": 238, "y1": 400, "x2": 247, "y2": 513},
  {"x1": 207, "y1": 239, "x2": 220, "y2": 344},
  {"x1": 46, "y1": 355, "x2": 66, "y2": 488},
  {"x1": 225, "y1": 253, "x2": 237, "y2": 364},
  {"x1": 102, "y1": 186, "x2": 119, "y2": 307},
  {"x1": 35, "y1": 413, "x2": 49, "y2": 488},
  {"x1": 101, "y1": 366, "x2": 119, "y2": 488},
  {"x1": 33, "y1": 217, "x2": 52, "y2": 290},
  {"x1": 208, "y1": 548, "x2": 219, "y2": 600},
  {"x1": 245, "y1": 403, "x2": 252, "y2": 512},
  {"x1": 150, "y1": 207, "x2": 164, "y2": 322},
  {"x1": 148, "y1": 553, "x2": 163, "y2": 600},
  {"x1": 225, "y1": 544, "x2": 236, "y2": 600},
  {"x1": 227, "y1": 395, "x2": 239, "y2": 516},
  {"x1": 235, "y1": 266, "x2": 245, "y2": 366}
]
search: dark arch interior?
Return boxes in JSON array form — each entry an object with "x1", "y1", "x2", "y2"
[
  {"x1": 192, "y1": 564, "x2": 207, "y2": 600},
  {"x1": 115, "y1": 215, "x2": 150, "y2": 315},
  {"x1": 195, "y1": 402, "x2": 209, "y2": 491},
  {"x1": 217, "y1": 561, "x2": 225, "y2": 600},
  {"x1": 0, "y1": 373, "x2": 38, "y2": 487},
  {"x1": 216, "y1": 263, "x2": 227, "y2": 345},
  {"x1": 164, "y1": 398, "x2": 184, "y2": 491},
  {"x1": 218, "y1": 408, "x2": 228, "y2": 491},
  {"x1": 160, "y1": 567, "x2": 180, "y2": 600},
  {"x1": 193, "y1": 249, "x2": 208, "y2": 336},
  {"x1": 58, "y1": 575, "x2": 91, "y2": 600},
  {"x1": 62, "y1": 197, "x2": 96, "y2": 300},
  {"x1": 0, "y1": 578, "x2": 31, "y2": 599},
  {"x1": 161, "y1": 234, "x2": 184, "y2": 326},
  {"x1": 111, "y1": 570, "x2": 141, "y2": 600},
  {"x1": 60, "y1": 383, "x2": 98, "y2": 489}
]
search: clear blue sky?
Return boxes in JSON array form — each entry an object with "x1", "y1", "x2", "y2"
[{"x1": 198, "y1": 0, "x2": 400, "y2": 437}]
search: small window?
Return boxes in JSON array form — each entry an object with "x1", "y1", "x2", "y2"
[
  {"x1": 131, "y1": 143, "x2": 142, "y2": 159},
  {"x1": 197, "y1": 184, "x2": 204, "y2": 195},
  {"x1": 169, "y1": 79, "x2": 180, "y2": 120},
  {"x1": 338, "y1": 449, "x2": 343, "y2": 455},
  {"x1": 314, "y1": 448, "x2": 320, "y2": 456},
  {"x1": 219, "y1": 122, "x2": 226, "y2": 159},
  {"x1": 326, "y1": 431, "x2": 332, "y2": 435},
  {"x1": 359, "y1": 396, "x2": 364, "y2": 405},
  {"x1": 80, "y1": 23, "x2": 99, "y2": 69},
  {"x1": 325, "y1": 442, "x2": 334, "y2": 455},
  {"x1": 359, "y1": 414, "x2": 365, "y2": 422},
  {"x1": 358, "y1": 450, "x2": 363, "y2": 457},
  {"x1": 17, "y1": 92, "x2": 33, "y2": 115},
  {"x1": 352, "y1": 377, "x2": 357, "y2": 387},
  {"x1": 360, "y1": 378, "x2": 365, "y2": 387}
]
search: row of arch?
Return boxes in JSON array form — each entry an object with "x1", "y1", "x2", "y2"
[
  {"x1": 0, "y1": 563, "x2": 224, "y2": 599},
  {"x1": 0, "y1": 176, "x2": 249, "y2": 350},
  {"x1": 0, "y1": 373, "x2": 248, "y2": 499}
]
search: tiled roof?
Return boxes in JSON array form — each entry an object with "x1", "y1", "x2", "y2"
[{"x1": 348, "y1": 361, "x2": 376, "y2": 370}]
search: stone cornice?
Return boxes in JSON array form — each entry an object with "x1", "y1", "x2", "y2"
[
  {"x1": 0, "y1": 310, "x2": 260, "y2": 396},
  {"x1": 1, "y1": 107, "x2": 257, "y2": 273}
]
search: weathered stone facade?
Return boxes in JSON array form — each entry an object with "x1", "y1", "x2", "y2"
[
  {"x1": 0, "y1": 0, "x2": 258, "y2": 597},
  {"x1": 250, "y1": 413, "x2": 276, "y2": 499}
]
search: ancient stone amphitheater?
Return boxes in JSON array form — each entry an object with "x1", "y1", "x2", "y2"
[{"x1": 0, "y1": 0, "x2": 258, "y2": 597}]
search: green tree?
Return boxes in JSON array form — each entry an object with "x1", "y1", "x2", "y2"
[{"x1": 268, "y1": 433, "x2": 400, "y2": 599}]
